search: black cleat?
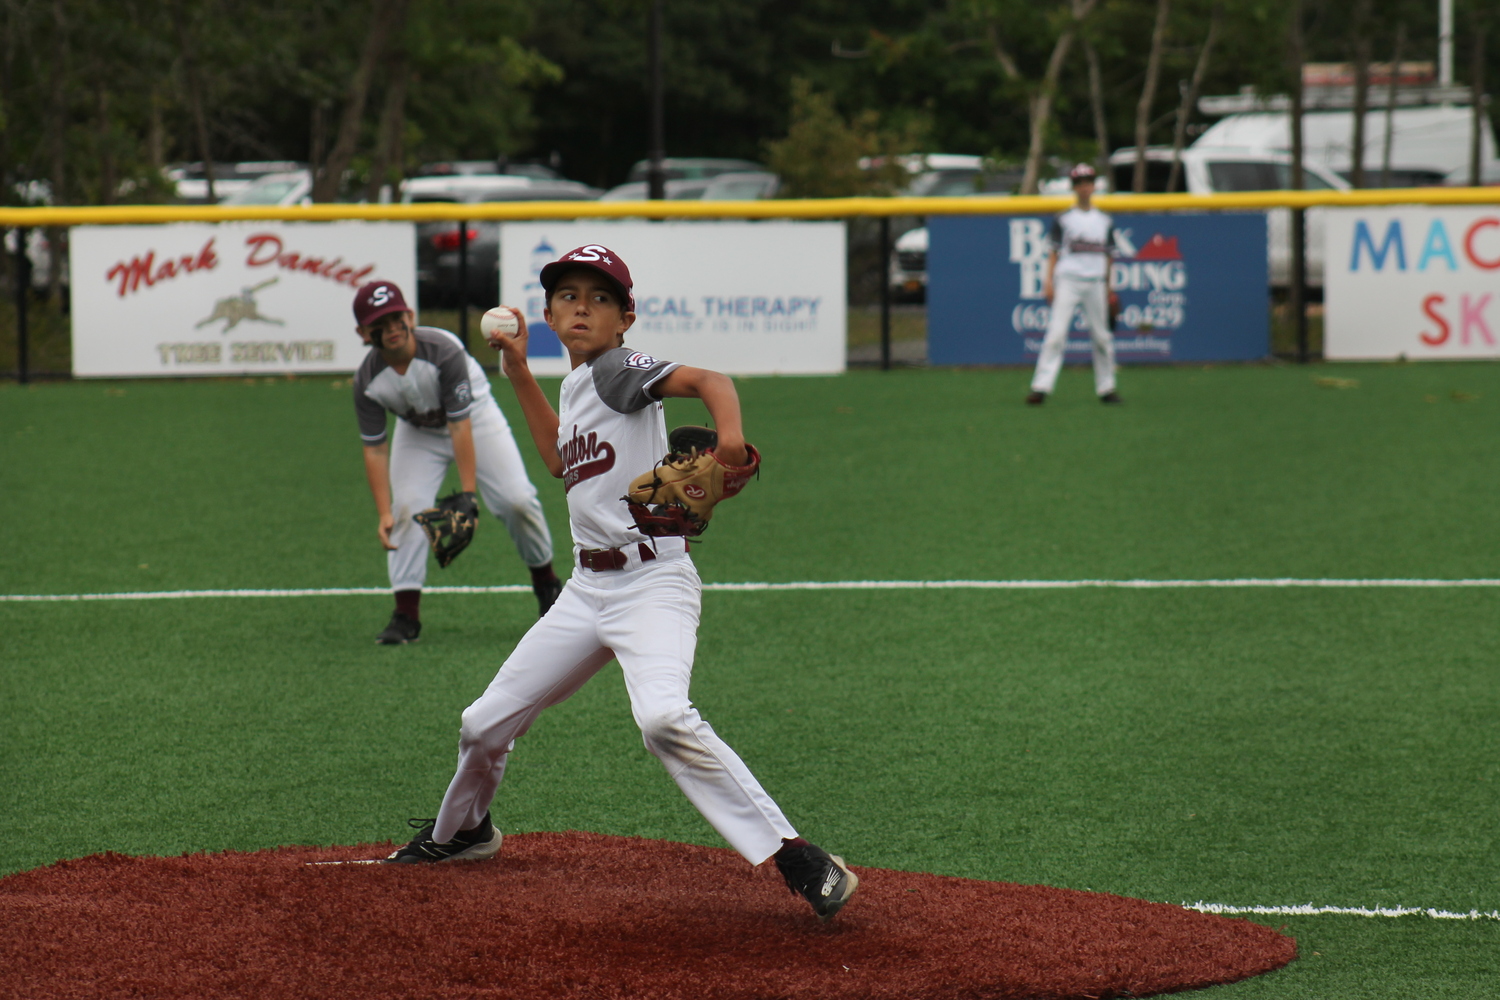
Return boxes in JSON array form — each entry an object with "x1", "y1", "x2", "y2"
[
  {"x1": 775, "y1": 840, "x2": 859, "y2": 922},
  {"x1": 1100, "y1": 391, "x2": 1123, "y2": 404},
  {"x1": 1025, "y1": 390, "x2": 1046, "y2": 405},
  {"x1": 382, "y1": 812, "x2": 502, "y2": 863},
  {"x1": 376, "y1": 612, "x2": 421, "y2": 645},
  {"x1": 534, "y1": 579, "x2": 564, "y2": 617}
]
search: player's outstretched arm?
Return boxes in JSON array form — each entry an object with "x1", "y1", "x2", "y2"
[
  {"x1": 448, "y1": 417, "x2": 478, "y2": 492},
  {"x1": 487, "y1": 308, "x2": 564, "y2": 478},
  {"x1": 655, "y1": 366, "x2": 747, "y2": 465},
  {"x1": 362, "y1": 442, "x2": 399, "y2": 550}
]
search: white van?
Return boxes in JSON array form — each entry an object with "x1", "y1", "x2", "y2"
[{"x1": 1108, "y1": 146, "x2": 1350, "y2": 288}]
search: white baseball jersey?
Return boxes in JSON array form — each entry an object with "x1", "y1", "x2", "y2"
[
  {"x1": 556, "y1": 346, "x2": 680, "y2": 551},
  {"x1": 428, "y1": 343, "x2": 801, "y2": 866},
  {"x1": 353, "y1": 326, "x2": 495, "y2": 444},
  {"x1": 1048, "y1": 207, "x2": 1116, "y2": 280}
]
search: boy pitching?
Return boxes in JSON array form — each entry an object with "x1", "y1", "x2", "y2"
[
  {"x1": 382, "y1": 246, "x2": 859, "y2": 923},
  {"x1": 351, "y1": 280, "x2": 562, "y2": 644},
  {"x1": 1027, "y1": 163, "x2": 1123, "y2": 405}
]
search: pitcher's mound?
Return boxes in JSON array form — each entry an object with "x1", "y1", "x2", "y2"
[{"x1": 1, "y1": 830, "x2": 1293, "y2": 999}]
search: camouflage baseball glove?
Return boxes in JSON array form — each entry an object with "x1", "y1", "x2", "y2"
[
  {"x1": 624, "y1": 426, "x2": 760, "y2": 538},
  {"x1": 413, "y1": 490, "x2": 478, "y2": 568}
]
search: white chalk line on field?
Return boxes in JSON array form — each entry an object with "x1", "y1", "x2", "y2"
[
  {"x1": 1182, "y1": 901, "x2": 1500, "y2": 921},
  {"x1": 6, "y1": 578, "x2": 1500, "y2": 602}
]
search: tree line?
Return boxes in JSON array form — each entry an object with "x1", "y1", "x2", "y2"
[{"x1": 1, "y1": 0, "x2": 1496, "y2": 206}]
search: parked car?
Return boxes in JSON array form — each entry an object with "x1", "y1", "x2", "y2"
[
  {"x1": 218, "y1": 170, "x2": 314, "y2": 206},
  {"x1": 403, "y1": 175, "x2": 602, "y2": 308},
  {"x1": 167, "y1": 161, "x2": 307, "y2": 203},
  {"x1": 624, "y1": 157, "x2": 765, "y2": 183},
  {"x1": 1107, "y1": 145, "x2": 1350, "y2": 288},
  {"x1": 599, "y1": 178, "x2": 712, "y2": 201},
  {"x1": 599, "y1": 171, "x2": 779, "y2": 201},
  {"x1": 413, "y1": 159, "x2": 568, "y2": 182},
  {"x1": 883, "y1": 155, "x2": 1020, "y2": 303}
]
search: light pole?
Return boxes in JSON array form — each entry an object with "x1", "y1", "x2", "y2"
[{"x1": 647, "y1": 0, "x2": 666, "y2": 201}]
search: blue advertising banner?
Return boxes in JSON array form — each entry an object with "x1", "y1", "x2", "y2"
[{"x1": 927, "y1": 212, "x2": 1268, "y2": 365}]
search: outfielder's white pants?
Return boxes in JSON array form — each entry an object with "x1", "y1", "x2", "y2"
[
  {"x1": 431, "y1": 544, "x2": 799, "y2": 865},
  {"x1": 1030, "y1": 275, "x2": 1117, "y2": 396},
  {"x1": 387, "y1": 402, "x2": 553, "y2": 591}
]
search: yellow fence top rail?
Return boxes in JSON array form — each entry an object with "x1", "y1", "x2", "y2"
[{"x1": 1, "y1": 187, "x2": 1498, "y2": 226}]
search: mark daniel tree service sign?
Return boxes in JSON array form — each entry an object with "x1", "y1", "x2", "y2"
[{"x1": 70, "y1": 222, "x2": 417, "y2": 377}]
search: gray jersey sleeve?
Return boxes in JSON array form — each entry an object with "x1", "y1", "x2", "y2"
[
  {"x1": 353, "y1": 352, "x2": 390, "y2": 444},
  {"x1": 589, "y1": 347, "x2": 681, "y2": 414},
  {"x1": 422, "y1": 332, "x2": 476, "y2": 421}
]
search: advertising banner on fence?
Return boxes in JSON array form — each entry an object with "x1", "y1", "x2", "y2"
[
  {"x1": 70, "y1": 222, "x2": 416, "y2": 377},
  {"x1": 1325, "y1": 207, "x2": 1500, "y2": 360},
  {"x1": 927, "y1": 212, "x2": 1268, "y2": 365},
  {"x1": 499, "y1": 221, "x2": 845, "y2": 376}
]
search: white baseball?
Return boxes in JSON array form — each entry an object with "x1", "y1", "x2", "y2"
[{"x1": 481, "y1": 306, "x2": 520, "y2": 339}]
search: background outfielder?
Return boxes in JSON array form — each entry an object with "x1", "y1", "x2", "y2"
[
  {"x1": 352, "y1": 280, "x2": 561, "y2": 645},
  {"x1": 1027, "y1": 163, "x2": 1123, "y2": 406},
  {"x1": 383, "y1": 246, "x2": 859, "y2": 923}
]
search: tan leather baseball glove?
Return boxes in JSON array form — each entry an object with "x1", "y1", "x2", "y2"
[{"x1": 623, "y1": 426, "x2": 760, "y2": 537}]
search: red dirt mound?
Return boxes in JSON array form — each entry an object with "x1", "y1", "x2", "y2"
[{"x1": 0, "y1": 831, "x2": 1293, "y2": 1000}]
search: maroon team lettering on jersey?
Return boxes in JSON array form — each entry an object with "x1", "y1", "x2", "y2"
[{"x1": 561, "y1": 425, "x2": 616, "y2": 492}]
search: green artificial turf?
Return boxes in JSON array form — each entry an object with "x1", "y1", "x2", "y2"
[{"x1": 3, "y1": 362, "x2": 1499, "y2": 998}]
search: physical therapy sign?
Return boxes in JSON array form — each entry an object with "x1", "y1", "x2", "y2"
[
  {"x1": 1325, "y1": 208, "x2": 1500, "y2": 360},
  {"x1": 499, "y1": 221, "x2": 845, "y2": 376},
  {"x1": 927, "y1": 213, "x2": 1268, "y2": 365},
  {"x1": 70, "y1": 222, "x2": 416, "y2": 377}
]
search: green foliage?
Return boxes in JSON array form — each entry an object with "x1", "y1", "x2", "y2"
[
  {"x1": 0, "y1": 0, "x2": 1494, "y2": 197},
  {"x1": 762, "y1": 78, "x2": 924, "y2": 198}
]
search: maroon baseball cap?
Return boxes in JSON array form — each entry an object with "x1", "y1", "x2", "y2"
[
  {"x1": 1069, "y1": 163, "x2": 1098, "y2": 184},
  {"x1": 353, "y1": 280, "x2": 410, "y2": 326},
  {"x1": 539, "y1": 245, "x2": 635, "y2": 311}
]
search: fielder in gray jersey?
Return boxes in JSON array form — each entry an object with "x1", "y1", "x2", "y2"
[
  {"x1": 350, "y1": 279, "x2": 560, "y2": 644},
  {"x1": 1026, "y1": 163, "x2": 1124, "y2": 406}
]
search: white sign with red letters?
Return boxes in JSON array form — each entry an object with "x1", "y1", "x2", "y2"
[
  {"x1": 1325, "y1": 207, "x2": 1500, "y2": 360},
  {"x1": 499, "y1": 221, "x2": 846, "y2": 376},
  {"x1": 70, "y1": 222, "x2": 416, "y2": 376}
]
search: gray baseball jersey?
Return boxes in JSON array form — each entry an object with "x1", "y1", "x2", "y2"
[{"x1": 353, "y1": 326, "x2": 494, "y2": 444}]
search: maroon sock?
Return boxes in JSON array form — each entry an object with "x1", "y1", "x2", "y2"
[
  {"x1": 529, "y1": 563, "x2": 559, "y2": 587},
  {"x1": 394, "y1": 589, "x2": 420, "y2": 621}
]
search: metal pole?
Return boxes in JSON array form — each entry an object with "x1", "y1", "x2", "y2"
[
  {"x1": 1292, "y1": 208, "x2": 1308, "y2": 362},
  {"x1": 879, "y1": 216, "x2": 891, "y2": 371},
  {"x1": 457, "y1": 220, "x2": 470, "y2": 351},
  {"x1": 14, "y1": 227, "x2": 28, "y2": 384},
  {"x1": 647, "y1": 0, "x2": 666, "y2": 201},
  {"x1": 1289, "y1": 0, "x2": 1307, "y2": 363},
  {"x1": 1439, "y1": 0, "x2": 1454, "y2": 87}
]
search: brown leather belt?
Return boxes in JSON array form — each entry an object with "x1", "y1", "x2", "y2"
[{"x1": 578, "y1": 543, "x2": 659, "y2": 572}]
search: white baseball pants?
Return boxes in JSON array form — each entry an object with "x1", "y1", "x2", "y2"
[
  {"x1": 1030, "y1": 275, "x2": 1117, "y2": 396},
  {"x1": 387, "y1": 403, "x2": 553, "y2": 591},
  {"x1": 430, "y1": 544, "x2": 799, "y2": 865}
]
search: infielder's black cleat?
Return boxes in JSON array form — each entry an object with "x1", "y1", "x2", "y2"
[
  {"x1": 376, "y1": 612, "x2": 421, "y2": 645},
  {"x1": 774, "y1": 839, "x2": 859, "y2": 922},
  {"x1": 383, "y1": 812, "x2": 502, "y2": 863},
  {"x1": 534, "y1": 579, "x2": 564, "y2": 617},
  {"x1": 1099, "y1": 391, "x2": 1123, "y2": 405},
  {"x1": 1025, "y1": 390, "x2": 1046, "y2": 405}
]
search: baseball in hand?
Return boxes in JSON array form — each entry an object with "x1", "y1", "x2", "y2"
[{"x1": 481, "y1": 306, "x2": 520, "y2": 340}]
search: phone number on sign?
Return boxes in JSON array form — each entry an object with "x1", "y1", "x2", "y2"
[{"x1": 1011, "y1": 300, "x2": 1185, "y2": 333}]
